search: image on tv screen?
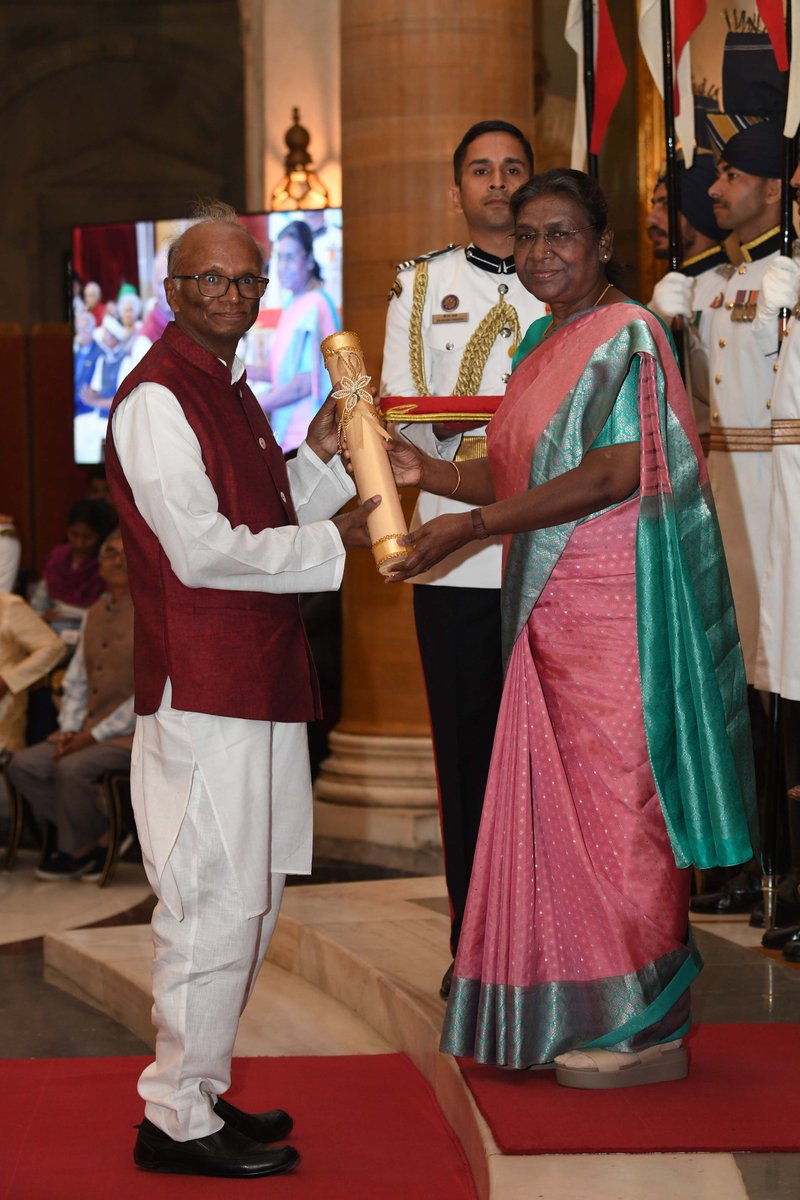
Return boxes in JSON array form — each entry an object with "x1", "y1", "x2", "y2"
[{"x1": 71, "y1": 208, "x2": 343, "y2": 463}]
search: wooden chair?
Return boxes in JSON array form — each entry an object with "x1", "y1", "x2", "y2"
[
  {"x1": 1, "y1": 754, "x2": 55, "y2": 871},
  {"x1": 96, "y1": 769, "x2": 136, "y2": 887},
  {"x1": 1, "y1": 754, "x2": 24, "y2": 871}
]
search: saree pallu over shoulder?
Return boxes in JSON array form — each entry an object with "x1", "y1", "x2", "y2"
[{"x1": 488, "y1": 303, "x2": 757, "y2": 871}]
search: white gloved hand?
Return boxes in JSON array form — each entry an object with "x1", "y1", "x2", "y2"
[
  {"x1": 648, "y1": 272, "x2": 695, "y2": 321},
  {"x1": 753, "y1": 256, "x2": 800, "y2": 327}
]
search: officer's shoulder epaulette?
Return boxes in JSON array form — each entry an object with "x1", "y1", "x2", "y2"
[{"x1": 395, "y1": 243, "x2": 462, "y2": 273}]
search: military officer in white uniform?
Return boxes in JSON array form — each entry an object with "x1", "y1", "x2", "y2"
[
  {"x1": 752, "y1": 153, "x2": 800, "y2": 954},
  {"x1": 381, "y1": 121, "x2": 545, "y2": 996},
  {"x1": 689, "y1": 66, "x2": 791, "y2": 918},
  {"x1": 645, "y1": 132, "x2": 730, "y2": 443},
  {"x1": 704, "y1": 119, "x2": 786, "y2": 684},
  {"x1": 754, "y1": 246, "x2": 800, "y2": 705}
]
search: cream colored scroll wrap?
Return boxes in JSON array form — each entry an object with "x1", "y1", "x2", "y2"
[{"x1": 320, "y1": 330, "x2": 409, "y2": 575}]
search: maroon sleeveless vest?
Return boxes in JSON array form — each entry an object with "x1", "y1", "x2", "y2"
[{"x1": 105, "y1": 322, "x2": 321, "y2": 721}]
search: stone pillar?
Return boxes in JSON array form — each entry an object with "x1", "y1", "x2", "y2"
[{"x1": 313, "y1": 0, "x2": 533, "y2": 871}]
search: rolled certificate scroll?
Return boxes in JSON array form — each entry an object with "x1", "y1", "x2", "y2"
[{"x1": 320, "y1": 330, "x2": 410, "y2": 575}]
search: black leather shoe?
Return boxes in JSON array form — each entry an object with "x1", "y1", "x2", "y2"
[
  {"x1": 762, "y1": 923, "x2": 800, "y2": 950},
  {"x1": 783, "y1": 930, "x2": 800, "y2": 963},
  {"x1": 213, "y1": 1095, "x2": 293, "y2": 1143},
  {"x1": 690, "y1": 875, "x2": 761, "y2": 915},
  {"x1": 440, "y1": 961, "x2": 455, "y2": 1000},
  {"x1": 133, "y1": 1116, "x2": 299, "y2": 1177}
]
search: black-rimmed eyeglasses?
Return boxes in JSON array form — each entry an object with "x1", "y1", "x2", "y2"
[{"x1": 171, "y1": 272, "x2": 269, "y2": 299}]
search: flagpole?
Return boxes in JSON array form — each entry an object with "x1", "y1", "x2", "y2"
[
  {"x1": 780, "y1": 1, "x2": 796, "y2": 334},
  {"x1": 659, "y1": 0, "x2": 680, "y2": 272},
  {"x1": 582, "y1": 0, "x2": 599, "y2": 179}
]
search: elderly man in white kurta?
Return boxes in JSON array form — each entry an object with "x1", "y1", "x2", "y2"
[{"x1": 106, "y1": 207, "x2": 373, "y2": 1180}]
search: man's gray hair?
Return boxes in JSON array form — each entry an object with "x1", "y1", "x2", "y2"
[{"x1": 167, "y1": 198, "x2": 266, "y2": 274}]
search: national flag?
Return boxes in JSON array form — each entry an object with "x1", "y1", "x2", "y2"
[
  {"x1": 565, "y1": 0, "x2": 627, "y2": 166},
  {"x1": 638, "y1": 0, "x2": 706, "y2": 166}
]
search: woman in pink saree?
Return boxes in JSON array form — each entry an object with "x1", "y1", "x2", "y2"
[{"x1": 385, "y1": 171, "x2": 757, "y2": 1088}]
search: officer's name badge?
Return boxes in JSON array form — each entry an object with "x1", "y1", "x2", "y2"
[{"x1": 432, "y1": 312, "x2": 469, "y2": 324}]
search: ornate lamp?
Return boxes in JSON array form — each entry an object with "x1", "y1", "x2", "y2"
[{"x1": 270, "y1": 107, "x2": 330, "y2": 211}]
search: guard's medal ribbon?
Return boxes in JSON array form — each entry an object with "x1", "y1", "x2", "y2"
[{"x1": 321, "y1": 330, "x2": 410, "y2": 575}]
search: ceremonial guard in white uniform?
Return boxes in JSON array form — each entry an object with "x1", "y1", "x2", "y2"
[
  {"x1": 645, "y1": 100, "x2": 731, "y2": 443},
  {"x1": 752, "y1": 168, "x2": 800, "y2": 954},
  {"x1": 690, "y1": 32, "x2": 792, "y2": 919},
  {"x1": 381, "y1": 122, "x2": 545, "y2": 996},
  {"x1": 754, "y1": 254, "x2": 800, "y2": 703}
]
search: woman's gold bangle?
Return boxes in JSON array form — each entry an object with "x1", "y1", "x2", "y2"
[{"x1": 447, "y1": 460, "x2": 461, "y2": 497}]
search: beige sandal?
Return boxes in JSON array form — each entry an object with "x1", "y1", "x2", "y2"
[{"x1": 554, "y1": 1038, "x2": 688, "y2": 1090}]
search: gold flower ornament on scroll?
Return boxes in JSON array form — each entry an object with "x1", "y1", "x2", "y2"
[{"x1": 321, "y1": 331, "x2": 410, "y2": 575}]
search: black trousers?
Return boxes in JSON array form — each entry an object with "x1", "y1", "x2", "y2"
[{"x1": 413, "y1": 583, "x2": 504, "y2": 955}]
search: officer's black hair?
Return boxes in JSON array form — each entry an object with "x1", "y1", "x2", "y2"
[{"x1": 453, "y1": 121, "x2": 534, "y2": 185}]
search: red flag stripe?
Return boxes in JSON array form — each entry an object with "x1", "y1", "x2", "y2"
[
  {"x1": 756, "y1": 0, "x2": 789, "y2": 71},
  {"x1": 590, "y1": 0, "x2": 626, "y2": 154},
  {"x1": 673, "y1": 0, "x2": 707, "y2": 114}
]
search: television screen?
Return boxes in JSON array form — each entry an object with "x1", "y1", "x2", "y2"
[{"x1": 71, "y1": 208, "x2": 344, "y2": 463}]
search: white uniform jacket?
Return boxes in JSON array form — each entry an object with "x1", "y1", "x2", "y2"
[
  {"x1": 704, "y1": 228, "x2": 789, "y2": 680},
  {"x1": 754, "y1": 309, "x2": 800, "y2": 700},
  {"x1": 381, "y1": 244, "x2": 545, "y2": 588}
]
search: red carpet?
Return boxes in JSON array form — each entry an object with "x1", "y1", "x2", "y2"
[
  {"x1": 1, "y1": 1053, "x2": 475, "y2": 1200},
  {"x1": 459, "y1": 1022, "x2": 800, "y2": 1154}
]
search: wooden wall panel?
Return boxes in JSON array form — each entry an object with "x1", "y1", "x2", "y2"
[
  {"x1": 0, "y1": 325, "x2": 31, "y2": 569},
  {"x1": 28, "y1": 323, "x2": 86, "y2": 570}
]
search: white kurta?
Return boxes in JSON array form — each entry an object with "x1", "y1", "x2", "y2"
[
  {"x1": 754, "y1": 315, "x2": 800, "y2": 700},
  {"x1": 381, "y1": 246, "x2": 545, "y2": 587},
  {"x1": 705, "y1": 251, "x2": 781, "y2": 680},
  {"x1": 111, "y1": 359, "x2": 355, "y2": 918}
]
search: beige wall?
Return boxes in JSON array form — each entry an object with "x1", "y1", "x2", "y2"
[{"x1": 242, "y1": 0, "x2": 342, "y2": 211}]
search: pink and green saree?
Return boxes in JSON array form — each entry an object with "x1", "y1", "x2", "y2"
[{"x1": 440, "y1": 303, "x2": 757, "y2": 1068}]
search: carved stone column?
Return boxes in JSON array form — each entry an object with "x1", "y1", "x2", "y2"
[{"x1": 313, "y1": 0, "x2": 533, "y2": 871}]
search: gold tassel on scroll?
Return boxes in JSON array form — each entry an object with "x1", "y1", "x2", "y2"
[{"x1": 320, "y1": 331, "x2": 410, "y2": 575}]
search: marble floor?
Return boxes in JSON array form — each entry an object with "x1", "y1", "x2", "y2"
[{"x1": 2, "y1": 852, "x2": 800, "y2": 1199}]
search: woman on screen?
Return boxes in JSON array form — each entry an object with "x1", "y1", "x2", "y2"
[{"x1": 259, "y1": 220, "x2": 340, "y2": 453}]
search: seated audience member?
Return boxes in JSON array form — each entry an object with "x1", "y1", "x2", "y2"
[
  {"x1": 117, "y1": 286, "x2": 152, "y2": 374},
  {"x1": 8, "y1": 532, "x2": 134, "y2": 880},
  {"x1": 30, "y1": 498, "x2": 116, "y2": 645},
  {"x1": 73, "y1": 310, "x2": 103, "y2": 407},
  {"x1": 83, "y1": 281, "x2": 104, "y2": 326},
  {"x1": 0, "y1": 515, "x2": 21, "y2": 593},
  {"x1": 0, "y1": 592, "x2": 64, "y2": 754},
  {"x1": 81, "y1": 315, "x2": 129, "y2": 408}
]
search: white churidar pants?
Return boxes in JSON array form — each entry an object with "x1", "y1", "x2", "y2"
[{"x1": 131, "y1": 682, "x2": 311, "y2": 1141}]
